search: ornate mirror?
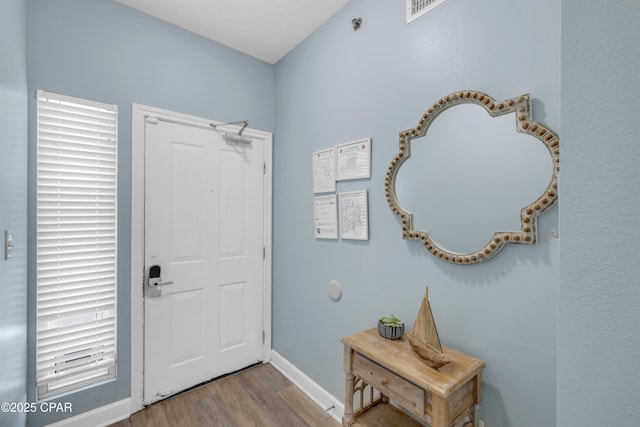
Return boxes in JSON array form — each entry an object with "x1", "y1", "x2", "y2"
[{"x1": 385, "y1": 91, "x2": 559, "y2": 264}]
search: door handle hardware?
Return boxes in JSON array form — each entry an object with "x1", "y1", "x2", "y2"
[
  {"x1": 146, "y1": 265, "x2": 171, "y2": 298},
  {"x1": 147, "y1": 278, "x2": 174, "y2": 287}
]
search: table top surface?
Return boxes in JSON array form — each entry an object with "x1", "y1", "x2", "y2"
[{"x1": 343, "y1": 328, "x2": 485, "y2": 397}]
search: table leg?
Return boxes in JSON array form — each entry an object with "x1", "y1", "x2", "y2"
[
  {"x1": 431, "y1": 395, "x2": 450, "y2": 427},
  {"x1": 473, "y1": 371, "x2": 483, "y2": 427},
  {"x1": 343, "y1": 345, "x2": 355, "y2": 426}
]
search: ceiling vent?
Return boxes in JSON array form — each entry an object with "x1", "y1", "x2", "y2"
[{"x1": 407, "y1": 0, "x2": 449, "y2": 23}]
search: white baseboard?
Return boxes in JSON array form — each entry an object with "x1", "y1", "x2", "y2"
[
  {"x1": 269, "y1": 350, "x2": 344, "y2": 424},
  {"x1": 45, "y1": 398, "x2": 131, "y2": 427}
]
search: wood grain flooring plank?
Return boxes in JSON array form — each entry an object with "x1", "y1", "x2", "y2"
[
  {"x1": 277, "y1": 384, "x2": 338, "y2": 427},
  {"x1": 109, "y1": 363, "x2": 340, "y2": 427}
]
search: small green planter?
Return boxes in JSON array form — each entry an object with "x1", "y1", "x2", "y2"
[{"x1": 377, "y1": 315, "x2": 405, "y2": 340}]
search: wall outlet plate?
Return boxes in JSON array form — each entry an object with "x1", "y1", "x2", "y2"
[
  {"x1": 479, "y1": 419, "x2": 486, "y2": 427},
  {"x1": 4, "y1": 230, "x2": 13, "y2": 260}
]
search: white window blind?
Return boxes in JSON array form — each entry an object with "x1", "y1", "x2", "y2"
[{"x1": 36, "y1": 90, "x2": 118, "y2": 399}]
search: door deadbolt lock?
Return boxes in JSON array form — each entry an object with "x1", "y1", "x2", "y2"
[{"x1": 146, "y1": 265, "x2": 174, "y2": 298}]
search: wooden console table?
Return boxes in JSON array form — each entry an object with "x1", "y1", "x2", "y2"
[{"x1": 342, "y1": 328, "x2": 485, "y2": 427}]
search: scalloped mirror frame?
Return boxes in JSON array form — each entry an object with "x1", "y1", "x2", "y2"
[{"x1": 385, "y1": 90, "x2": 560, "y2": 264}]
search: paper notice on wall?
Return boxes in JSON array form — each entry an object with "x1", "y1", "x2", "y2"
[
  {"x1": 339, "y1": 190, "x2": 369, "y2": 240},
  {"x1": 313, "y1": 148, "x2": 336, "y2": 193},
  {"x1": 336, "y1": 138, "x2": 371, "y2": 181},
  {"x1": 314, "y1": 194, "x2": 338, "y2": 239}
]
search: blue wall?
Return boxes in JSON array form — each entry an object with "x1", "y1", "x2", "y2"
[
  {"x1": 559, "y1": 1, "x2": 640, "y2": 425},
  {"x1": 0, "y1": 1, "x2": 29, "y2": 427},
  {"x1": 26, "y1": 0, "x2": 274, "y2": 425},
  {"x1": 273, "y1": 0, "x2": 559, "y2": 426},
  {"x1": 7, "y1": 1, "x2": 638, "y2": 426}
]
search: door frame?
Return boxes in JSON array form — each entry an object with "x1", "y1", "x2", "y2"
[{"x1": 130, "y1": 103, "x2": 273, "y2": 412}]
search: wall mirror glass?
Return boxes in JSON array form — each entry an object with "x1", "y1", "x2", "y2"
[{"x1": 385, "y1": 91, "x2": 559, "y2": 264}]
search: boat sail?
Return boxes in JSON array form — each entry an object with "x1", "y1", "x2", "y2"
[{"x1": 408, "y1": 287, "x2": 450, "y2": 369}]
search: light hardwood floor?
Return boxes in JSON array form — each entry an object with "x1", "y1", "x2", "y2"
[{"x1": 110, "y1": 363, "x2": 339, "y2": 427}]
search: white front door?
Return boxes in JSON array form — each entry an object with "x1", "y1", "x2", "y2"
[{"x1": 143, "y1": 118, "x2": 265, "y2": 404}]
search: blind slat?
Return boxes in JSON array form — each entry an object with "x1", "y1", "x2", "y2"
[{"x1": 38, "y1": 330, "x2": 116, "y2": 355}]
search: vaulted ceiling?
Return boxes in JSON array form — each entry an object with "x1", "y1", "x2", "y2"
[{"x1": 115, "y1": 0, "x2": 351, "y2": 64}]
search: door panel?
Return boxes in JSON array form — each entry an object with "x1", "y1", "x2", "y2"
[
  {"x1": 219, "y1": 282, "x2": 247, "y2": 351},
  {"x1": 219, "y1": 149, "x2": 246, "y2": 243},
  {"x1": 170, "y1": 289, "x2": 204, "y2": 366},
  {"x1": 170, "y1": 142, "x2": 205, "y2": 262},
  {"x1": 143, "y1": 119, "x2": 264, "y2": 404}
]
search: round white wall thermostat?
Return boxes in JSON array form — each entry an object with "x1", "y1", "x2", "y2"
[{"x1": 328, "y1": 280, "x2": 342, "y2": 301}]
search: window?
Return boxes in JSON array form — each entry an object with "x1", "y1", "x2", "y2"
[{"x1": 36, "y1": 90, "x2": 117, "y2": 399}]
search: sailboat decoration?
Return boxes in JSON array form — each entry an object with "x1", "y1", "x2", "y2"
[{"x1": 408, "y1": 287, "x2": 450, "y2": 369}]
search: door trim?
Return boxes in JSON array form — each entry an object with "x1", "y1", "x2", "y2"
[{"x1": 130, "y1": 103, "x2": 272, "y2": 412}]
